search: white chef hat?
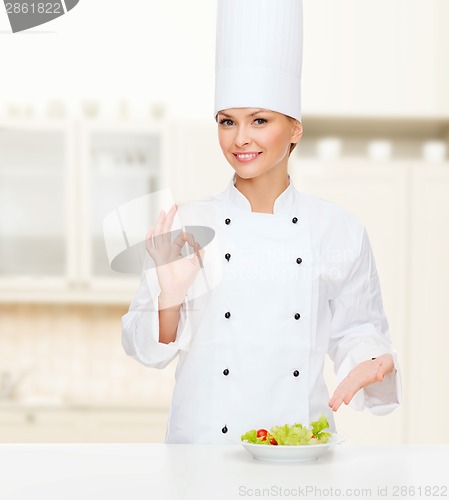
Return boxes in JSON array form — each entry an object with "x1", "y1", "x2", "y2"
[{"x1": 214, "y1": 0, "x2": 303, "y2": 123}]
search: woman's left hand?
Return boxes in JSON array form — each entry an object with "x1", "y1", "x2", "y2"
[{"x1": 328, "y1": 353, "x2": 395, "y2": 411}]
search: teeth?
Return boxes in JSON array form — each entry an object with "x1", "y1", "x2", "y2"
[{"x1": 236, "y1": 153, "x2": 258, "y2": 159}]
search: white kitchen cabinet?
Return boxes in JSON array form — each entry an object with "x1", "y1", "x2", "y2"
[
  {"x1": 0, "y1": 118, "x2": 170, "y2": 301},
  {"x1": 291, "y1": 158, "x2": 410, "y2": 443},
  {"x1": 0, "y1": 408, "x2": 168, "y2": 443},
  {"x1": 407, "y1": 163, "x2": 449, "y2": 443},
  {"x1": 84, "y1": 410, "x2": 168, "y2": 443},
  {"x1": 78, "y1": 120, "x2": 170, "y2": 291},
  {"x1": 0, "y1": 120, "x2": 74, "y2": 287},
  {"x1": 0, "y1": 409, "x2": 82, "y2": 442}
]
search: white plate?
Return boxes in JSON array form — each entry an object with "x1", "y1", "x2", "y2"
[{"x1": 241, "y1": 434, "x2": 346, "y2": 463}]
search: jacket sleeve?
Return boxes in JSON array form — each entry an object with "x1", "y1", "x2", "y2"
[
  {"x1": 121, "y1": 254, "x2": 193, "y2": 370},
  {"x1": 327, "y1": 226, "x2": 402, "y2": 415}
]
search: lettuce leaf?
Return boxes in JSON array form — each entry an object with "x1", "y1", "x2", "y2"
[
  {"x1": 240, "y1": 429, "x2": 271, "y2": 445},
  {"x1": 310, "y1": 414, "x2": 332, "y2": 443},
  {"x1": 241, "y1": 414, "x2": 331, "y2": 445}
]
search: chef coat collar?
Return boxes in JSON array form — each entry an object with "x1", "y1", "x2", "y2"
[{"x1": 226, "y1": 173, "x2": 296, "y2": 214}]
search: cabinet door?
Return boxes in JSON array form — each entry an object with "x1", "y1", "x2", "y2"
[
  {"x1": 0, "y1": 409, "x2": 168, "y2": 443},
  {"x1": 79, "y1": 121, "x2": 169, "y2": 287},
  {"x1": 292, "y1": 159, "x2": 409, "y2": 443},
  {"x1": 0, "y1": 123, "x2": 70, "y2": 283},
  {"x1": 408, "y1": 164, "x2": 449, "y2": 443},
  {"x1": 86, "y1": 410, "x2": 168, "y2": 443},
  {"x1": 0, "y1": 410, "x2": 82, "y2": 443}
]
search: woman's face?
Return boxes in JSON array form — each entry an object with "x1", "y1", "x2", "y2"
[{"x1": 216, "y1": 107, "x2": 302, "y2": 180}]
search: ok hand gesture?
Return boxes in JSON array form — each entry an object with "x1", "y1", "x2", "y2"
[{"x1": 145, "y1": 203, "x2": 205, "y2": 307}]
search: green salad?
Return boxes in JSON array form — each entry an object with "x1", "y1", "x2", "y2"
[{"x1": 241, "y1": 414, "x2": 332, "y2": 446}]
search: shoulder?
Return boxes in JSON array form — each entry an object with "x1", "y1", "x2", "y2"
[{"x1": 297, "y1": 190, "x2": 366, "y2": 250}]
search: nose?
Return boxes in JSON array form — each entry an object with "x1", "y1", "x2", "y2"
[{"x1": 234, "y1": 125, "x2": 251, "y2": 148}]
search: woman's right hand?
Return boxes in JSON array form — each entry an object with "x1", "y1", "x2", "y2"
[{"x1": 145, "y1": 203, "x2": 205, "y2": 308}]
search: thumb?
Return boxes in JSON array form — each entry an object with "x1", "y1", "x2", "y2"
[
  {"x1": 376, "y1": 363, "x2": 385, "y2": 382},
  {"x1": 192, "y1": 242, "x2": 205, "y2": 265}
]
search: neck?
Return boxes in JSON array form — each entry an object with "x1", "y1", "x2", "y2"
[{"x1": 234, "y1": 170, "x2": 290, "y2": 214}]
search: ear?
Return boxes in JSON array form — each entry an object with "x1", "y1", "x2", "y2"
[{"x1": 291, "y1": 120, "x2": 303, "y2": 144}]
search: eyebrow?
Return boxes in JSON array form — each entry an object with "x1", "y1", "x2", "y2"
[{"x1": 218, "y1": 110, "x2": 269, "y2": 119}]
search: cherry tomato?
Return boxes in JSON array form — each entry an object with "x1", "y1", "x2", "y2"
[
  {"x1": 269, "y1": 437, "x2": 278, "y2": 445},
  {"x1": 256, "y1": 429, "x2": 268, "y2": 440}
]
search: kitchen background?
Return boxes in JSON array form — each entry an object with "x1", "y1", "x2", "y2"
[{"x1": 1, "y1": 0, "x2": 448, "y2": 444}]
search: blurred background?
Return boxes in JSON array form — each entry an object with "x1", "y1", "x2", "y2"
[{"x1": 0, "y1": 0, "x2": 448, "y2": 444}]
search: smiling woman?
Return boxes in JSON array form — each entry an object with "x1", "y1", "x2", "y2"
[
  {"x1": 122, "y1": 0, "x2": 401, "y2": 445},
  {"x1": 215, "y1": 107, "x2": 303, "y2": 213},
  {"x1": 217, "y1": 107, "x2": 301, "y2": 164}
]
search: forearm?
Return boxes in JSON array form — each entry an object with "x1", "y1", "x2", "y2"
[{"x1": 158, "y1": 293, "x2": 183, "y2": 344}]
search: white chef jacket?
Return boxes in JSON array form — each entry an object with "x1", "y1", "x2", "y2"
[{"x1": 122, "y1": 174, "x2": 402, "y2": 444}]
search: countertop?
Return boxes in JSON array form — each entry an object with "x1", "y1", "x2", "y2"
[{"x1": 0, "y1": 444, "x2": 448, "y2": 500}]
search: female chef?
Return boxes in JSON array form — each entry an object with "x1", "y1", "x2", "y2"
[{"x1": 121, "y1": 0, "x2": 401, "y2": 444}]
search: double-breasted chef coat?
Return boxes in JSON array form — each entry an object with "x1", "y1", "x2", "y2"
[{"x1": 122, "y1": 174, "x2": 402, "y2": 444}]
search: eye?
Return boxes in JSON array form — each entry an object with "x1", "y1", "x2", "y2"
[
  {"x1": 254, "y1": 118, "x2": 267, "y2": 125},
  {"x1": 218, "y1": 118, "x2": 234, "y2": 126}
]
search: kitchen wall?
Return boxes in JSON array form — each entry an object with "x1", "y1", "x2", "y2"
[{"x1": 0, "y1": 303, "x2": 177, "y2": 407}]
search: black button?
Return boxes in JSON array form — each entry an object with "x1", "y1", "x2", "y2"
[
  {"x1": 225, "y1": 218, "x2": 231, "y2": 225},
  {"x1": 294, "y1": 313, "x2": 301, "y2": 320},
  {"x1": 293, "y1": 370, "x2": 300, "y2": 377},
  {"x1": 225, "y1": 311, "x2": 231, "y2": 319},
  {"x1": 225, "y1": 253, "x2": 231, "y2": 261},
  {"x1": 296, "y1": 257, "x2": 302, "y2": 264},
  {"x1": 222, "y1": 426, "x2": 228, "y2": 434},
  {"x1": 223, "y1": 369, "x2": 229, "y2": 376},
  {"x1": 292, "y1": 217, "x2": 298, "y2": 224}
]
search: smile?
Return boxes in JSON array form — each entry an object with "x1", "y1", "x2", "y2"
[{"x1": 233, "y1": 152, "x2": 261, "y2": 162}]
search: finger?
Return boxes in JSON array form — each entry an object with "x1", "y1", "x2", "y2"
[
  {"x1": 328, "y1": 382, "x2": 347, "y2": 409},
  {"x1": 331, "y1": 373, "x2": 361, "y2": 405},
  {"x1": 343, "y1": 386, "x2": 359, "y2": 405},
  {"x1": 376, "y1": 356, "x2": 395, "y2": 381},
  {"x1": 161, "y1": 206, "x2": 176, "y2": 246},
  {"x1": 196, "y1": 242, "x2": 205, "y2": 265},
  {"x1": 155, "y1": 210, "x2": 165, "y2": 237},
  {"x1": 145, "y1": 226, "x2": 155, "y2": 246},
  {"x1": 162, "y1": 204, "x2": 177, "y2": 246},
  {"x1": 163, "y1": 203, "x2": 177, "y2": 235},
  {"x1": 328, "y1": 394, "x2": 344, "y2": 411},
  {"x1": 170, "y1": 231, "x2": 187, "y2": 260},
  {"x1": 376, "y1": 364, "x2": 386, "y2": 382},
  {"x1": 191, "y1": 242, "x2": 202, "y2": 266},
  {"x1": 183, "y1": 231, "x2": 196, "y2": 251},
  {"x1": 145, "y1": 225, "x2": 155, "y2": 243},
  {"x1": 145, "y1": 226, "x2": 155, "y2": 255}
]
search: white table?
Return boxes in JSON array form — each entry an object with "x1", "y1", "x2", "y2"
[{"x1": 0, "y1": 444, "x2": 448, "y2": 500}]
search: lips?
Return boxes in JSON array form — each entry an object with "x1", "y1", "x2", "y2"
[{"x1": 233, "y1": 152, "x2": 262, "y2": 162}]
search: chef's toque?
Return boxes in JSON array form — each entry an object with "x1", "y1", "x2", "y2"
[{"x1": 214, "y1": 0, "x2": 303, "y2": 122}]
